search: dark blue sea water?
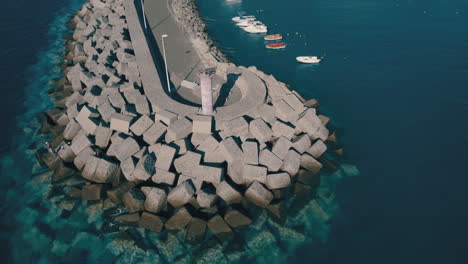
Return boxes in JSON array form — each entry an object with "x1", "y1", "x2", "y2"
[
  {"x1": 197, "y1": 0, "x2": 468, "y2": 263},
  {"x1": 1, "y1": 0, "x2": 468, "y2": 263}
]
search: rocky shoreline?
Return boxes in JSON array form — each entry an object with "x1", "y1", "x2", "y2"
[{"x1": 34, "y1": 0, "x2": 354, "y2": 262}]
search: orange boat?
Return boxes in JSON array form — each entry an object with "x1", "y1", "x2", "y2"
[
  {"x1": 264, "y1": 34, "x2": 283, "y2": 41},
  {"x1": 266, "y1": 42, "x2": 286, "y2": 49}
]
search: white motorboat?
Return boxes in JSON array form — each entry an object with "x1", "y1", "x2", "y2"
[
  {"x1": 296, "y1": 56, "x2": 321, "y2": 64},
  {"x1": 232, "y1": 15, "x2": 256, "y2": 23},
  {"x1": 236, "y1": 20, "x2": 265, "y2": 28},
  {"x1": 242, "y1": 25, "x2": 268, "y2": 33}
]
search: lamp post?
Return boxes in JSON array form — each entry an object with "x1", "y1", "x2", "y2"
[
  {"x1": 140, "y1": 0, "x2": 147, "y2": 31},
  {"x1": 161, "y1": 34, "x2": 170, "y2": 94}
]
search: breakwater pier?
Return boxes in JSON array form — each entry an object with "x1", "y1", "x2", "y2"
[{"x1": 35, "y1": 0, "x2": 357, "y2": 262}]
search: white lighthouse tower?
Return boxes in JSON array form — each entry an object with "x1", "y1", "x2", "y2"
[{"x1": 198, "y1": 66, "x2": 216, "y2": 115}]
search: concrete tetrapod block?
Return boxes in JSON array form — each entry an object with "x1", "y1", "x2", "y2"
[
  {"x1": 291, "y1": 134, "x2": 312, "y2": 154},
  {"x1": 166, "y1": 118, "x2": 192, "y2": 142},
  {"x1": 223, "y1": 116, "x2": 249, "y2": 138},
  {"x1": 216, "y1": 181, "x2": 242, "y2": 204},
  {"x1": 259, "y1": 149, "x2": 283, "y2": 172},
  {"x1": 281, "y1": 149, "x2": 301, "y2": 176},
  {"x1": 151, "y1": 144, "x2": 176, "y2": 171},
  {"x1": 131, "y1": 154, "x2": 155, "y2": 181},
  {"x1": 142, "y1": 121, "x2": 167, "y2": 145},
  {"x1": 110, "y1": 112, "x2": 133, "y2": 134},
  {"x1": 130, "y1": 115, "x2": 153, "y2": 136},
  {"x1": 272, "y1": 136, "x2": 292, "y2": 159},
  {"x1": 242, "y1": 140, "x2": 259, "y2": 165},
  {"x1": 114, "y1": 137, "x2": 140, "y2": 162},
  {"x1": 139, "y1": 212, "x2": 164, "y2": 233},
  {"x1": 70, "y1": 130, "x2": 91, "y2": 154},
  {"x1": 192, "y1": 115, "x2": 213, "y2": 134},
  {"x1": 307, "y1": 139, "x2": 327, "y2": 158},
  {"x1": 244, "y1": 181, "x2": 273, "y2": 208},
  {"x1": 165, "y1": 207, "x2": 192, "y2": 231},
  {"x1": 272, "y1": 120, "x2": 296, "y2": 140},
  {"x1": 151, "y1": 169, "x2": 177, "y2": 185},
  {"x1": 300, "y1": 153, "x2": 323, "y2": 175},
  {"x1": 186, "y1": 218, "x2": 207, "y2": 243},
  {"x1": 249, "y1": 118, "x2": 273, "y2": 143},
  {"x1": 242, "y1": 164, "x2": 267, "y2": 185},
  {"x1": 95, "y1": 125, "x2": 112, "y2": 148},
  {"x1": 155, "y1": 109, "x2": 178, "y2": 126},
  {"x1": 266, "y1": 172, "x2": 291, "y2": 190},
  {"x1": 224, "y1": 208, "x2": 252, "y2": 228},
  {"x1": 141, "y1": 187, "x2": 167, "y2": 213},
  {"x1": 207, "y1": 215, "x2": 233, "y2": 240},
  {"x1": 219, "y1": 137, "x2": 243, "y2": 164},
  {"x1": 167, "y1": 181, "x2": 195, "y2": 208}
]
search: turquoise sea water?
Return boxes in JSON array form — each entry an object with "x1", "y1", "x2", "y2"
[{"x1": 197, "y1": 0, "x2": 468, "y2": 263}]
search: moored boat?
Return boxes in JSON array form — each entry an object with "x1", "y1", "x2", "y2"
[
  {"x1": 232, "y1": 15, "x2": 256, "y2": 22},
  {"x1": 266, "y1": 42, "x2": 286, "y2": 49},
  {"x1": 264, "y1": 34, "x2": 283, "y2": 40},
  {"x1": 243, "y1": 25, "x2": 268, "y2": 33},
  {"x1": 296, "y1": 56, "x2": 321, "y2": 63}
]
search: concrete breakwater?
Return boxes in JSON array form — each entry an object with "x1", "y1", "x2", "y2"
[{"x1": 36, "y1": 0, "x2": 352, "y2": 262}]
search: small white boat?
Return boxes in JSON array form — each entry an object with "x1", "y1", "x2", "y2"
[
  {"x1": 296, "y1": 56, "x2": 321, "y2": 64},
  {"x1": 242, "y1": 25, "x2": 268, "y2": 33},
  {"x1": 232, "y1": 15, "x2": 256, "y2": 22}
]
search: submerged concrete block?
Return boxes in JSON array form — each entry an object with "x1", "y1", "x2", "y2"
[
  {"x1": 167, "y1": 181, "x2": 195, "y2": 208},
  {"x1": 224, "y1": 208, "x2": 252, "y2": 228},
  {"x1": 139, "y1": 212, "x2": 164, "y2": 233},
  {"x1": 192, "y1": 115, "x2": 213, "y2": 134},
  {"x1": 250, "y1": 120, "x2": 274, "y2": 146},
  {"x1": 207, "y1": 215, "x2": 233, "y2": 240},
  {"x1": 245, "y1": 181, "x2": 273, "y2": 208},
  {"x1": 186, "y1": 218, "x2": 207, "y2": 243},
  {"x1": 165, "y1": 207, "x2": 192, "y2": 231}
]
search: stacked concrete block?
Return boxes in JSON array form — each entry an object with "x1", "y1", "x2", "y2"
[
  {"x1": 242, "y1": 140, "x2": 259, "y2": 165},
  {"x1": 272, "y1": 137, "x2": 292, "y2": 159},
  {"x1": 245, "y1": 181, "x2": 273, "y2": 208},
  {"x1": 155, "y1": 109, "x2": 178, "y2": 126},
  {"x1": 76, "y1": 105, "x2": 99, "y2": 135},
  {"x1": 165, "y1": 207, "x2": 192, "y2": 231},
  {"x1": 166, "y1": 118, "x2": 192, "y2": 142},
  {"x1": 110, "y1": 113, "x2": 133, "y2": 133},
  {"x1": 197, "y1": 189, "x2": 218, "y2": 208},
  {"x1": 174, "y1": 151, "x2": 201, "y2": 175},
  {"x1": 281, "y1": 149, "x2": 301, "y2": 176},
  {"x1": 216, "y1": 181, "x2": 242, "y2": 204},
  {"x1": 190, "y1": 133, "x2": 210, "y2": 147},
  {"x1": 224, "y1": 209, "x2": 252, "y2": 228},
  {"x1": 207, "y1": 215, "x2": 233, "y2": 240},
  {"x1": 114, "y1": 137, "x2": 140, "y2": 162},
  {"x1": 73, "y1": 147, "x2": 94, "y2": 171},
  {"x1": 196, "y1": 135, "x2": 219, "y2": 154},
  {"x1": 95, "y1": 125, "x2": 112, "y2": 148},
  {"x1": 57, "y1": 143, "x2": 76, "y2": 163},
  {"x1": 152, "y1": 170, "x2": 177, "y2": 185},
  {"x1": 192, "y1": 115, "x2": 212, "y2": 134},
  {"x1": 134, "y1": 94, "x2": 150, "y2": 115},
  {"x1": 296, "y1": 169, "x2": 320, "y2": 186},
  {"x1": 223, "y1": 116, "x2": 249, "y2": 138},
  {"x1": 63, "y1": 119, "x2": 81, "y2": 140},
  {"x1": 274, "y1": 99, "x2": 299, "y2": 122},
  {"x1": 142, "y1": 121, "x2": 167, "y2": 145},
  {"x1": 249, "y1": 118, "x2": 273, "y2": 143},
  {"x1": 219, "y1": 137, "x2": 243, "y2": 164},
  {"x1": 242, "y1": 164, "x2": 267, "y2": 185},
  {"x1": 284, "y1": 94, "x2": 306, "y2": 113},
  {"x1": 307, "y1": 139, "x2": 327, "y2": 158},
  {"x1": 121, "y1": 156, "x2": 137, "y2": 181},
  {"x1": 259, "y1": 149, "x2": 282, "y2": 172},
  {"x1": 141, "y1": 187, "x2": 167, "y2": 213},
  {"x1": 300, "y1": 153, "x2": 323, "y2": 175},
  {"x1": 271, "y1": 120, "x2": 295, "y2": 140},
  {"x1": 122, "y1": 188, "x2": 145, "y2": 213},
  {"x1": 131, "y1": 154, "x2": 155, "y2": 181},
  {"x1": 255, "y1": 104, "x2": 276, "y2": 124},
  {"x1": 139, "y1": 212, "x2": 164, "y2": 233},
  {"x1": 186, "y1": 218, "x2": 207, "y2": 243},
  {"x1": 152, "y1": 144, "x2": 176, "y2": 171},
  {"x1": 130, "y1": 115, "x2": 153, "y2": 136},
  {"x1": 291, "y1": 134, "x2": 312, "y2": 154},
  {"x1": 296, "y1": 108, "x2": 322, "y2": 135},
  {"x1": 97, "y1": 100, "x2": 116, "y2": 122},
  {"x1": 70, "y1": 130, "x2": 91, "y2": 154},
  {"x1": 67, "y1": 103, "x2": 79, "y2": 119},
  {"x1": 167, "y1": 181, "x2": 195, "y2": 208},
  {"x1": 107, "y1": 89, "x2": 126, "y2": 109},
  {"x1": 266, "y1": 172, "x2": 291, "y2": 190}
]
